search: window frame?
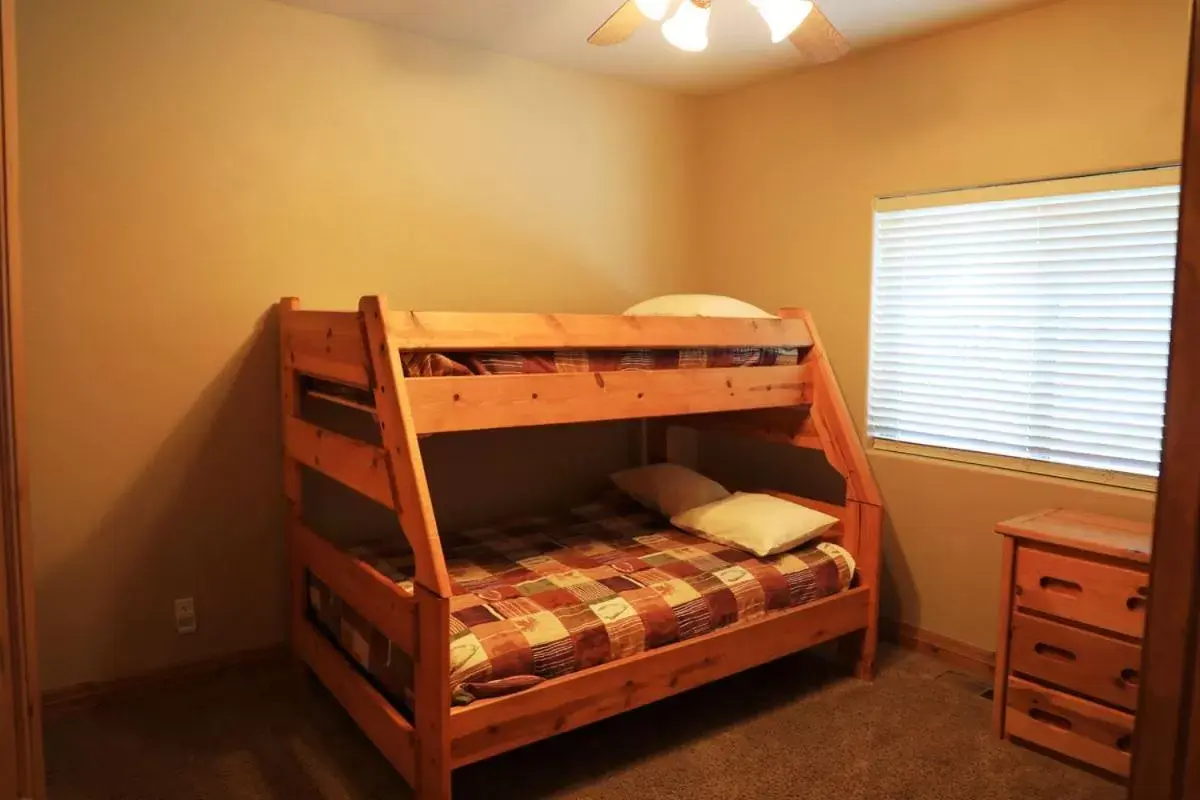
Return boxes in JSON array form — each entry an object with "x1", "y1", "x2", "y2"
[{"x1": 866, "y1": 165, "x2": 1181, "y2": 494}]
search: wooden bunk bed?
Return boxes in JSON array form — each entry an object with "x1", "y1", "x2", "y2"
[{"x1": 279, "y1": 295, "x2": 883, "y2": 800}]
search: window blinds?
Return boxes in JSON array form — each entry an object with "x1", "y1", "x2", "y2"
[{"x1": 869, "y1": 169, "x2": 1180, "y2": 479}]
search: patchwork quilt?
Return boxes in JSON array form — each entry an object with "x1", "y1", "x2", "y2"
[
  {"x1": 308, "y1": 493, "x2": 854, "y2": 706},
  {"x1": 399, "y1": 346, "x2": 802, "y2": 377}
]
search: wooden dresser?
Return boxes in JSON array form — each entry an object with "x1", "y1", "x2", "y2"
[{"x1": 993, "y1": 508, "x2": 1152, "y2": 778}]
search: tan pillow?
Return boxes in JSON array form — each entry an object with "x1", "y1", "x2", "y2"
[
  {"x1": 610, "y1": 463, "x2": 730, "y2": 518},
  {"x1": 670, "y1": 492, "x2": 839, "y2": 557}
]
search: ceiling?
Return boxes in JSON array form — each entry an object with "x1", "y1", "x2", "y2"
[{"x1": 279, "y1": 0, "x2": 1047, "y2": 92}]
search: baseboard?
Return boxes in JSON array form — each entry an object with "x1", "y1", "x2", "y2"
[
  {"x1": 42, "y1": 644, "x2": 289, "y2": 715},
  {"x1": 41, "y1": 627, "x2": 990, "y2": 714},
  {"x1": 881, "y1": 619, "x2": 995, "y2": 680}
]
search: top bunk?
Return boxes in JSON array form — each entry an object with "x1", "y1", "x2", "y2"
[{"x1": 282, "y1": 295, "x2": 820, "y2": 435}]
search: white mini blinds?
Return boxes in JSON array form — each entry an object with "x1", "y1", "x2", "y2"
[{"x1": 869, "y1": 167, "x2": 1180, "y2": 482}]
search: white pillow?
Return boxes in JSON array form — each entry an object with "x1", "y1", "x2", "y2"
[
  {"x1": 623, "y1": 294, "x2": 777, "y2": 319},
  {"x1": 610, "y1": 463, "x2": 730, "y2": 518},
  {"x1": 670, "y1": 492, "x2": 839, "y2": 557}
]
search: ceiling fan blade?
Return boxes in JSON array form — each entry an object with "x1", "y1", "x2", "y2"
[
  {"x1": 788, "y1": 4, "x2": 850, "y2": 65},
  {"x1": 588, "y1": 1, "x2": 646, "y2": 46}
]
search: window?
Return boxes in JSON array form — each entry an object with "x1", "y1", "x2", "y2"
[{"x1": 868, "y1": 167, "x2": 1180, "y2": 488}]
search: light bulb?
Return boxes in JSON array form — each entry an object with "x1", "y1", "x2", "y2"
[
  {"x1": 751, "y1": 0, "x2": 813, "y2": 43},
  {"x1": 634, "y1": 0, "x2": 671, "y2": 21},
  {"x1": 662, "y1": 0, "x2": 710, "y2": 52}
]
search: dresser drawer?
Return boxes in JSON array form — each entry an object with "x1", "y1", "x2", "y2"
[
  {"x1": 1009, "y1": 612, "x2": 1141, "y2": 710},
  {"x1": 1014, "y1": 545, "x2": 1149, "y2": 638},
  {"x1": 1005, "y1": 676, "x2": 1134, "y2": 777}
]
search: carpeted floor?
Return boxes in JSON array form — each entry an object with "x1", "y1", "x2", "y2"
[{"x1": 43, "y1": 647, "x2": 1124, "y2": 800}]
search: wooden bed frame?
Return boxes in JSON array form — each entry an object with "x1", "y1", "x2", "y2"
[{"x1": 280, "y1": 295, "x2": 883, "y2": 800}]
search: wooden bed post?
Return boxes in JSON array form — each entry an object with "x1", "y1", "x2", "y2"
[
  {"x1": 279, "y1": 298, "x2": 308, "y2": 658},
  {"x1": 359, "y1": 295, "x2": 452, "y2": 800},
  {"x1": 779, "y1": 308, "x2": 883, "y2": 680},
  {"x1": 358, "y1": 296, "x2": 450, "y2": 597}
]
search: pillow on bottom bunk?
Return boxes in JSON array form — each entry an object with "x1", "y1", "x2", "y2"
[
  {"x1": 670, "y1": 491, "x2": 840, "y2": 557},
  {"x1": 610, "y1": 463, "x2": 730, "y2": 518}
]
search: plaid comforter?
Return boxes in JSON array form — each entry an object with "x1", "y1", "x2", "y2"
[
  {"x1": 311, "y1": 494, "x2": 854, "y2": 705},
  {"x1": 400, "y1": 347, "x2": 802, "y2": 377}
]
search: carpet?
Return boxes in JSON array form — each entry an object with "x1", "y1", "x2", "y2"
[{"x1": 43, "y1": 646, "x2": 1124, "y2": 799}]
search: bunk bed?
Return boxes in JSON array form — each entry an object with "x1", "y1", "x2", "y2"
[{"x1": 280, "y1": 295, "x2": 883, "y2": 800}]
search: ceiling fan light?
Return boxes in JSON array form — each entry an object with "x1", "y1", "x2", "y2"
[
  {"x1": 634, "y1": 0, "x2": 671, "y2": 21},
  {"x1": 751, "y1": 0, "x2": 814, "y2": 43},
  {"x1": 662, "y1": 0, "x2": 710, "y2": 52}
]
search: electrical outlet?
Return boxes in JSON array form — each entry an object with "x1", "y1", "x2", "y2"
[{"x1": 174, "y1": 597, "x2": 197, "y2": 634}]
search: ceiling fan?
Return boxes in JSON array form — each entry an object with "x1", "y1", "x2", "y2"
[{"x1": 588, "y1": 0, "x2": 849, "y2": 62}]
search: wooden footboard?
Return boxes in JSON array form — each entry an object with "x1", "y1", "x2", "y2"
[{"x1": 448, "y1": 586, "x2": 871, "y2": 767}]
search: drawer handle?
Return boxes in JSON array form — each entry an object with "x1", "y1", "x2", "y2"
[
  {"x1": 1120, "y1": 668, "x2": 1140, "y2": 686},
  {"x1": 1117, "y1": 734, "x2": 1133, "y2": 753},
  {"x1": 1039, "y1": 576, "x2": 1083, "y2": 595},
  {"x1": 1127, "y1": 596, "x2": 1147, "y2": 612},
  {"x1": 1029, "y1": 708, "x2": 1073, "y2": 731},
  {"x1": 1034, "y1": 642, "x2": 1077, "y2": 663}
]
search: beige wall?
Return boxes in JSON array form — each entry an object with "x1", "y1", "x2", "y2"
[
  {"x1": 19, "y1": 0, "x2": 1191, "y2": 692},
  {"x1": 695, "y1": 0, "x2": 1190, "y2": 649},
  {"x1": 18, "y1": 0, "x2": 697, "y2": 691}
]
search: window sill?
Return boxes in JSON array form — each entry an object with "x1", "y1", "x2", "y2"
[{"x1": 867, "y1": 438, "x2": 1158, "y2": 494}]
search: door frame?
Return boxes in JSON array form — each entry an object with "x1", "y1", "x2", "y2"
[
  {"x1": 1131, "y1": 1, "x2": 1200, "y2": 797},
  {"x1": 0, "y1": 0, "x2": 43, "y2": 796}
]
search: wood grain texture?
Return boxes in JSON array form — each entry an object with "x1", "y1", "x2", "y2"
[
  {"x1": 283, "y1": 415, "x2": 394, "y2": 508},
  {"x1": 1131, "y1": 10, "x2": 1200, "y2": 790},
  {"x1": 287, "y1": 319, "x2": 369, "y2": 380},
  {"x1": 780, "y1": 308, "x2": 882, "y2": 506},
  {"x1": 414, "y1": 586, "x2": 451, "y2": 800},
  {"x1": 279, "y1": 300, "x2": 303, "y2": 507},
  {"x1": 294, "y1": 617, "x2": 418, "y2": 785},
  {"x1": 291, "y1": 520, "x2": 416, "y2": 654},
  {"x1": 406, "y1": 364, "x2": 812, "y2": 434},
  {"x1": 1009, "y1": 611, "x2": 1141, "y2": 711},
  {"x1": 994, "y1": 536, "x2": 1017, "y2": 736},
  {"x1": 449, "y1": 586, "x2": 870, "y2": 767},
  {"x1": 849, "y1": 500, "x2": 882, "y2": 679},
  {"x1": 788, "y1": 4, "x2": 850, "y2": 65},
  {"x1": 587, "y1": 0, "x2": 644, "y2": 45},
  {"x1": 386, "y1": 309, "x2": 814, "y2": 351},
  {"x1": 1014, "y1": 545, "x2": 1149, "y2": 639},
  {"x1": 0, "y1": 0, "x2": 43, "y2": 790},
  {"x1": 1006, "y1": 676, "x2": 1134, "y2": 778},
  {"x1": 360, "y1": 296, "x2": 451, "y2": 598},
  {"x1": 280, "y1": 299, "x2": 308, "y2": 673},
  {"x1": 675, "y1": 407, "x2": 823, "y2": 451},
  {"x1": 284, "y1": 310, "x2": 371, "y2": 388},
  {"x1": 289, "y1": 351, "x2": 370, "y2": 390},
  {"x1": 305, "y1": 389, "x2": 377, "y2": 415},
  {"x1": 997, "y1": 508, "x2": 1152, "y2": 565}
]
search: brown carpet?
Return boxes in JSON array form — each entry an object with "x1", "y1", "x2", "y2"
[{"x1": 44, "y1": 647, "x2": 1123, "y2": 800}]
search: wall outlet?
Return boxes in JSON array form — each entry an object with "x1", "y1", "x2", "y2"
[{"x1": 174, "y1": 597, "x2": 197, "y2": 634}]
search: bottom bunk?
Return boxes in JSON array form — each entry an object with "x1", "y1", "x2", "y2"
[
  {"x1": 308, "y1": 491, "x2": 856, "y2": 708},
  {"x1": 293, "y1": 490, "x2": 872, "y2": 774}
]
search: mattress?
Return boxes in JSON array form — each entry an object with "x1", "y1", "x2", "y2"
[
  {"x1": 400, "y1": 347, "x2": 802, "y2": 377},
  {"x1": 307, "y1": 492, "x2": 855, "y2": 708}
]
